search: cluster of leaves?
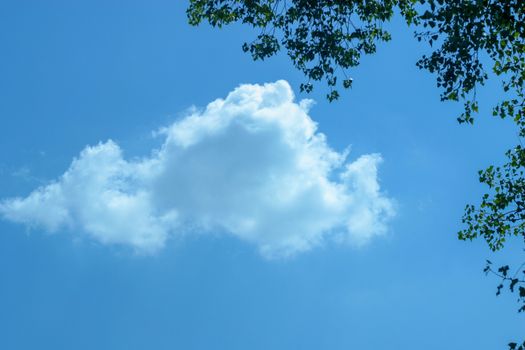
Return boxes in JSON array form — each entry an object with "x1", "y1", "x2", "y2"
[
  {"x1": 509, "y1": 341, "x2": 525, "y2": 350},
  {"x1": 422, "y1": 2, "x2": 525, "y2": 347},
  {"x1": 187, "y1": 0, "x2": 418, "y2": 101},
  {"x1": 484, "y1": 260, "x2": 525, "y2": 350},
  {"x1": 483, "y1": 262, "x2": 525, "y2": 312},
  {"x1": 459, "y1": 144, "x2": 525, "y2": 349},
  {"x1": 460, "y1": 145, "x2": 525, "y2": 252},
  {"x1": 415, "y1": 0, "x2": 525, "y2": 125},
  {"x1": 441, "y1": 4, "x2": 525, "y2": 348},
  {"x1": 187, "y1": 1, "x2": 524, "y2": 120}
]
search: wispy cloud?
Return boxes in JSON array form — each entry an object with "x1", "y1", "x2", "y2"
[{"x1": 0, "y1": 81, "x2": 395, "y2": 258}]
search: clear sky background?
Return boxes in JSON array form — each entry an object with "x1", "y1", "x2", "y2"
[{"x1": 0, "y1": 1, "x2": 524, "y2": 349}]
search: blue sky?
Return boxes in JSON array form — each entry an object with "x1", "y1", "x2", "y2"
[{"x1": 0, "y1": 1, "x2": 524, "y2": 349}]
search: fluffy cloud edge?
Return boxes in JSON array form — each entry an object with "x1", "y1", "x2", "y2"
[{"x1": 0, "y1": 80, "x2": 395, "y2": 258}]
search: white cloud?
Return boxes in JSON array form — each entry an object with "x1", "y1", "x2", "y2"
[{"x1": 0, "y1": 81, "x2": 395, "y2": 258}]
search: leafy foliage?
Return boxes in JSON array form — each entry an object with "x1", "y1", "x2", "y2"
[
  {"x1": 415, "y1": 0, "x2": 525, "y2": 125},
  {"x1": 188, "y1": 0, "x2": 418, "y2": 101},
  {"x1": 484, "y1": 260, "x2": 525, "y2": 350},
  {"x1": 460, "y1": 146, "x2": 525, "y2": 252},
  {"x1": 460, "y1": 145, "x2": 525, "y2": 349}
]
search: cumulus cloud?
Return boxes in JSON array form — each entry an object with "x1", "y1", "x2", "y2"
[{"x1": 0, "y1": 81, "x2": 394, "y2": 258}]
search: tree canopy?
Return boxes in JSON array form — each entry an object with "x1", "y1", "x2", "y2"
[{"x1": 187, "y1": 1, "x2": 525, "y2": 348}]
